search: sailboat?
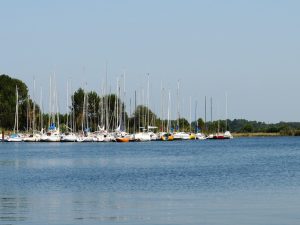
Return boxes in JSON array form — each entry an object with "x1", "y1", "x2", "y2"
[
  {"x1": 160, "y1": 91, "x2": 174, "y2": 141},
  {"x1": 115, "y1": 74, "x2": 131, "y2": 143},
  {"x1": 23, "y1": 79, "x2": 41, "y2": 142},
  {"x1": 40, "y1": 75, "x2": 61, "y2": 142},
  {"x1": 60, "y1": 80, "x2": 78, "y2": 142},
  {"x1": 173, "y1": 80, "x2": 186, "y2": 140},
  {"x1": 7, "y1": 86, "x2": 23, "y2": 142},
  {"x1": 207, "y1": 94, "x2": 233, "y2": 140},
  {"x1": 195, "y1": 96, "x2": 206, "y2": 140},
  {"x1": 133, "y1": 84, "x2": 151, "y2": 142},
  {"x1": 172, "y1": 81, "x2": 191, "y2": 140},
  {"x1": 224, "y1": 93, "x2": 233, "y2": 139},
  {"x1": 77, "y1": 87, "x2": 94, "y2": 142}
]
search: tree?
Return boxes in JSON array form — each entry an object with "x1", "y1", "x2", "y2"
[
  {"x1": 131, "y1": 105, "x2": 157, "y2": 132},
  {"x1": 197, "y1": 118, "x2": 205, "y2": 132},
  {"x1": 242, "y1": 123, "x2": 253, "y2": 133},
  {"x1": 0, "y1": 74, "x2": 30, "y2": 130},
  {"x1": 176, "y1": 118, "x2": 190, "y2": 132},
  {"x1": 72, "y1": 88, "x2": 85, "y2": 131},
  {"x1": 88, "y1": 91, "x2": 100, "y2": 131}
]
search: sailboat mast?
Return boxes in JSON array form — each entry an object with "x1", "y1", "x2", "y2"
[
  {"x1": 116, "y1": 77, "x2": 119, "y2": 129},
  {"x1": 167, "y1": 91, "x2": 171, "y2": 133},
  {"x1": 177, "y1": 80, "x2": 180, "y2": 132},
  {"x1": 14, "y1": 85, "x2": 18, "y2": 133},
  {"x1": 71, "y1": 81, "x2": 75, "y2": 131},
  {"x1": 17, "y1": 86, "x2": 19, "y2": 133},
  {"x1": 134, "y1": 90, "x2": 136, "y2": 134},
  {"x1": 86, "y1": 89, "x2": 89, "y2": 131},
  {"x1": 147, "y1": 73, "x2": 150, "y2": 130},
  {"x1": 40, "y1": 87, "x2": 43, "y2": 131},
  {"x1": 160, "y1": 81, "x2": 165, "y2": 132},
  {"x1": 195, "y1": 101, "x2": 198, "y2": 133},
  {"x1": 100, "y1": 85, "x2": 104, "y2": 128},
  {"x1": 54, "y1": 74, "x2": 59, "y2": 131},
  {"x1": 105, "y1": 61, "x2": 109, "y2": 131},
  {"x1": 82, "y1": 88, "x2": 85, "y2": 132},
  {"x1": 129, "y1": 98, "x2": 131, "y2": 132},
  {"x1": 33, "y1": 78, "x2": 36, "y2": 132},
  {"x1": 160, "y1": 81, "x2": 163, "y2": 132},
  {"x1": 26, "y1": 96, "x2": 29, "y2": 132},
  {"x1": 48, "y1": 75, "x2": 51, "y2": 129},
  {"x1": 142, "y1": 88, "x2": 145, "y2": 127},
  {"x1": 210, "y1": 97, "x2": 213, "y2": 123},
  {"x1": 189, "y1": 96, "x2": 192, "y2": 133},
  {"x1": 225, "y1": 92, "x2": 228, "y2": 131},
  {"x1": 161, "y1": 87, "x2": 165, "y2": 132},
  {"x1": 123, "y1": 72, "x2": 126, "y2": 132},
  {"x1": 205, "y1": 96, "x2": 207, "y2": 132},
  {"x1": 66, "y1": 80, "x2": 69, "y2": 130}
]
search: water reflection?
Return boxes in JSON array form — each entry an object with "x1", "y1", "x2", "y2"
[
  {"x1": 0, "y1": 196, "x2": 28, "y2": 222},
  {"x1": 1, "y1": 188, "x2": 300, "y2": 224}
]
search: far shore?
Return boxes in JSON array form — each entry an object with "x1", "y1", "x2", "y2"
[{"x1": 232, "y1": 132, "x2": 282, "y2": 137}]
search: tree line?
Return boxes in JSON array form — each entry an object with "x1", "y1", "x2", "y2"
[{"x1": 1, "y1": 74, "x2": 300, "y2": 135}]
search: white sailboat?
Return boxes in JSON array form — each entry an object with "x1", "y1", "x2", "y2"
[
  {"x1": 23, "y1": 78, "x2": 41, "y2": 142},
  {"x1": 224, "y1": 92, "x2": 233, "y2": 139},
  {"x1": 60, "y1": 131, "x2": 77, "y2": 142},
  {"x1": 7, "y1": 86, "x2": 23, "y2": 142},
  {"x1": 133, "y1": 85, "x2": 151, "y2": 142},
  {"x1": 40, "y1": 75, "x2": 61, "y2": 142},
  {"x1": 60, "y1": 80, "x2": 78, "y2": 142}
]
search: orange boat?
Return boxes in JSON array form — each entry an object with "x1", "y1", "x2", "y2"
[{"x1": 116, "y1": 137, "x2": 130, "y2": 142}]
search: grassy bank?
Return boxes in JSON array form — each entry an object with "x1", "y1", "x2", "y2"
[{"x1": 232, "y1": 132, "x2": 281, "y2": 137}]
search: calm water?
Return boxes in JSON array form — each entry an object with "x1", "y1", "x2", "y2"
[{"x1": 1, "y1": 137, "x2": 300, "y2": 225}]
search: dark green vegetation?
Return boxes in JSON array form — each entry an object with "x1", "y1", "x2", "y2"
[
  {"x1": 1, "y1": 74, "x2": 300, "y2": 135},
  {"x1": 202, "y1": 120, "x2": 300, "y2": 136},
  {"x1": 0, "y1": 75, "x2": 41, "y2": 131}
]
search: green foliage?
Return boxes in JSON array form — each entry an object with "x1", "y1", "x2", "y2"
[
  {"x1": 279, "y1": 126, "x2": 294, "y2": 136},
  {"x1": 72, "y1": 88, "x2": 84, "y2": 130},
  {"x1": 0, "y1": 74, "x2": 29, "y2": 130},
  {"x1": 242, "y1": 123, "x2": 253, "y2": 133},
  {"x1": 131, "y1": 105, "x2": 157, "y2": 132},
  {"x1": 71, "y1": 88, "x2": 128, "y2": 132},
  {"x1": 174, "y1": 118, "x2": 190, "y2": 131}
]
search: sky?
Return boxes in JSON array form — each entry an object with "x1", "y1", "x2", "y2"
[{"x1": 1, "y1": 0, "x2": 300, "y2": 123}]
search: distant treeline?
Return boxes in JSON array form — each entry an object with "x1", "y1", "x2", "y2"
[
  {"x1": 200, "y1": 119, "x2": 300, "y2": 136},
  {"x1": 226, "y1": 119, "x2": 300, "y2": 136},
  {"x1": 1, "y1": 74, "x2": 300, "y2": 136}
]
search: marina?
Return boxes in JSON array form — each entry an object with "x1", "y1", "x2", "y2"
[
  {"x1": 1, "y1": 74, "x2": 234, "y2": 143},
  {"x1": 2, "y1": 130, "x2": 233, "y2": 142}
]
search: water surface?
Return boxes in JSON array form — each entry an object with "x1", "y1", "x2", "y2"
[{"x1": 1, "y1": 137, "x2": 300, "y2": 224}]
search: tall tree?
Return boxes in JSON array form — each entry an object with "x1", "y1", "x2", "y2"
[{"x1": 0, "y1": 74, "x2": 29, "y2": 130}]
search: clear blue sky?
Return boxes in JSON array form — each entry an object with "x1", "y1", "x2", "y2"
[{"x1": 1, "y1": 0, "x2": 300, "y2": 123}]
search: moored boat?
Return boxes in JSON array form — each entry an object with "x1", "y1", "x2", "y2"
[
  {"x1": 6, "y1": 133, "x2": 23, "y2": 142},
  {"x1": 196, "y1": 132, "x2": 206, "y2": 140},
  {"x1": 160, "y1": 132, "x2": 174, "y2": 141},
  {"x1": 60, "y1": 132, "x2": 77, "y2": 142},
  {"x1": 23, "y1": 133, "x2": 41, "y2": 142},
  {"x1": 134, "y1": 132, "x2": 151, "y2": 141},
  {"x1": 116, "y1": 137, "x2": 130, "y2": 142}
]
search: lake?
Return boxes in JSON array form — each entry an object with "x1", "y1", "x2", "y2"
[{"x1": 1, "y1": 137, "x2": 300, "y2": 225}]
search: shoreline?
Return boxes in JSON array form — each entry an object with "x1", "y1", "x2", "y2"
[
  {"x1": 232, "y1": 132, "x2": 282, "y2": 137},
  {"x1": 1, "y1": 131, "x2": 293, "y2": 139}
]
